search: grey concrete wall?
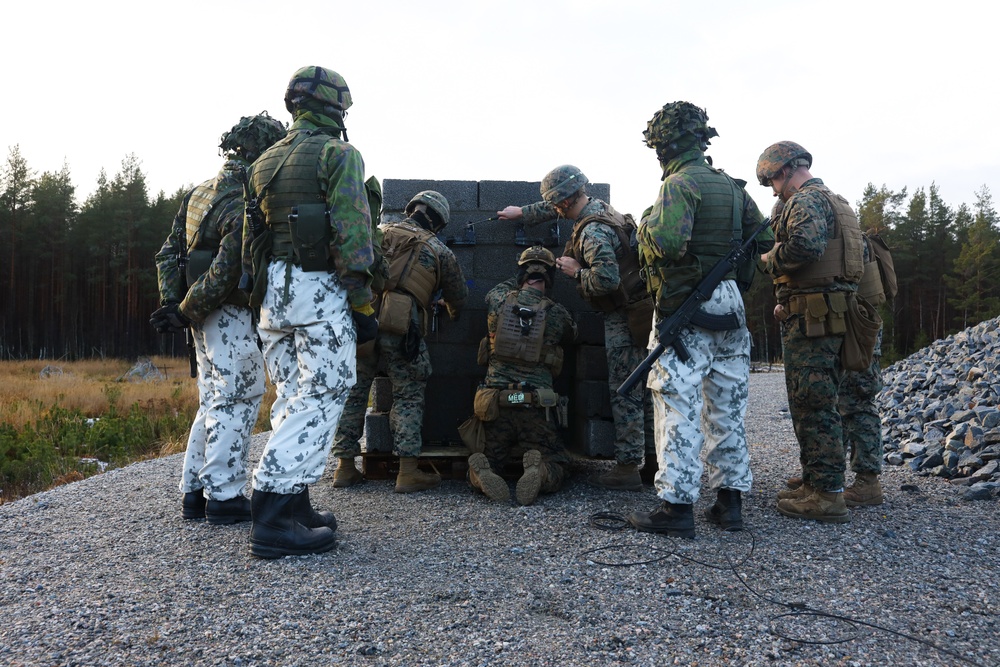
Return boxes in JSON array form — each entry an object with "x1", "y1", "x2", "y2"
[{"x1": 377, "y1": 178, "x2": 618, "y2": 457}]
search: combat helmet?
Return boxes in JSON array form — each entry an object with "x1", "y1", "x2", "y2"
[
  {"x1": 517, "y1": 245, "x2": 557, "y2": 288},
  {"x1": 540, "y1": 165, "x2": 588, "y2": 205},
  {"x1": 405, "y1": 190, "x2": 450, "y2": 231},
  {"x1": 756, "y1": 141, "x2": 812, "y2": 186},
  {"x1": 284, "y1": 66, "x2": 353, "y2": 113},
  {"x1": 219, "y1": 112, "x2": 287, "y2": 163},
  {"x1": 643, "y1": 101, "x2": 718, "y2": 157}
]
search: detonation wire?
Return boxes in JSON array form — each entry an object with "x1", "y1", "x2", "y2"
[{"x1": 581, "y1": 511, "x2": 990, "y2": 667}]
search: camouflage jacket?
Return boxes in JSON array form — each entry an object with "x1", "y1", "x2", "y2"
[
  {"x1": 484, "y1": 278, "x2": 577, "y2": 390},
  {"x1": 154, "y1": 161, "x2": 248, "y2": 323},
  {"x1": 522, "y1": 198, "x2": 624, "y2": 302},
  {"x1": 248, "y1": 117, "x2": 374, "y2": 308},
  {"x1": 763, "y1": 177, "x2": 857, "y2": 301}
]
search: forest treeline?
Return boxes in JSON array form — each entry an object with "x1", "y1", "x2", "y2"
[{"x1": 2, "y1": 145, "x2": 998, "y2": 364}]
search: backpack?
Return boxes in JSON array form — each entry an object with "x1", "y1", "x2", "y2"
[{"x1": 863, "y1": 232, "x2": 898, "y2": 304}]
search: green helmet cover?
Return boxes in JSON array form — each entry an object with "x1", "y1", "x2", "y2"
[
  {"x1": 756, "y1": 141, "x2": 812, "y2": 185},
  {"x1": 405, "y1": 190, "x2": 451, "y2": 230},
  {"x1": 284, "y1": 66, "x2": 353, "y2": 113},
  {"x1": 540, "y1": 165, "x2": 588, "y2": 204}
]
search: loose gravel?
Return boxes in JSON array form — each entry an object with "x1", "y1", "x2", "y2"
[{"x1": 1, "y1": 371, "x2": 997, "y2": 667}]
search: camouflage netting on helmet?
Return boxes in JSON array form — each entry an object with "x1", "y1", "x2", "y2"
[
  {"x1": 643, "y1": 101, "x2": 718, "y2": 159},
  {"x1": 755, "y1": 141, "x2": 813, "y2": 185},
  {"x1": 219, "y1": 112, "x2": 288, "y2": 163},
  {"x1": 540, "y1": 165, "x2": 588, "y2": 204}
]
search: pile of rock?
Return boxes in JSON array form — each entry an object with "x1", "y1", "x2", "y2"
[{"x1": 878, "y1": 316, "x2": 1000, "y2": 500}]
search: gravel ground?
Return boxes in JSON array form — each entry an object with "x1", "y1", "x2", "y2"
[{"x1": 1, "y1": 371, "x2": 998, "y2": 667}]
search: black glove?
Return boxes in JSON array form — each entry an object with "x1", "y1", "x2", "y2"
[
  {"x1": 150, "y1": 303, "x2": 191, "y2": 334},
  {"x1": 352, "y1": 310, "x2": 379, "y2": 345}
]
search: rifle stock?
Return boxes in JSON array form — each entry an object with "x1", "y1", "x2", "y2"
[
  {"x1": 237, "y1": 165, "x2": 264, "y2": 292},
  {"x1": 616, "y1": 217, "x2": 771, "y2": 399}
]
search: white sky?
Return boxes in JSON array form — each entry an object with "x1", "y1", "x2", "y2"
[{"x1": 3, "y1": 0, "x2": 998, "y2": 220}]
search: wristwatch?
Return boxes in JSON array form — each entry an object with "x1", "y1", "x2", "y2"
[{"x1": 574, "y1": 268, "x2": 582, "y2": 281}]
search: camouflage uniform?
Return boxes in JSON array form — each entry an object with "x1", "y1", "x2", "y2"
[
  {"x1": 478, "y1": 277, "x2": 577, "y2": 491},
  {"x1": 521, "y1": 199, "x2": 655, "y2": 466},
  {"x1": 332, "y1": 220, "x2": 468, "y2": 459},
  {"x1": 250, "y1": 116, "x2": 374, "y2": 495},
  {"x1": 638, "y1": 148, "x2": 765, "y2": 504},
  {"x1": 154, "y1": 161, "x2": 265, "y2": 502},
  {"x1": 763, "y1": 178, "x2": 860, "y2": 492}
]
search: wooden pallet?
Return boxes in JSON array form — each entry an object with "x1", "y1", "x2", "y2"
[{"x1": 360, "y1": 446, "x2": 472, "y2": 480}]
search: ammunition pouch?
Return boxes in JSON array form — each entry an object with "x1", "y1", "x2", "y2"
[
  {"x1": 787, "y1": 292, "x2": 848, "y2": 338},
  {"x1": 289, "y1": 204, "x2": 331, "y2": 272},
  {"x1": 377, "y1": 290, "x2": 413, "y2": 336},
  {"x1": 624, "y1": 296, "x2": 654, "y2": 347}
]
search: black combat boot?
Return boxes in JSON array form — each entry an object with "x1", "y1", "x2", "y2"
[
  {"x1": 182, "y1": 490, "x2": 206, "y2": 520},
  {"x1": 705, "y1": 488, "x2": 743, "y2": 531},
  {"x1": 206, "y1": 495, "x2": 252, "y2": 525},
  {"x1": 628, "y1": 501, "x2": 695, "y2": 539},
  {"x1": 292, "y1": 486, "x2": 338, "y2": 532},
  {"x1": 249, "y1": 490, "x2": 337, "y2": 559}
]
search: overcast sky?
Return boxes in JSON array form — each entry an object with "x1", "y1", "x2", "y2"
[{"x1": 3, "y1": 0, "x2": 997, "y2": 221}]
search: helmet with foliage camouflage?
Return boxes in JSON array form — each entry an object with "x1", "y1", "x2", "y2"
[
  {"x1": 540, "y1": 165, "x2": 588, "y2": 204},
  {"x1": 405, "y1": 190, "x2": 450, "y2": 231},
  {"x1": 219, "y1": 112, "x2": 287, "y2": 163},
  {"x1": 643, "y1": 101, "x2": 718, "y2": 153},
  {"x1": 284, "y1": 66, "x2": 353, "y2": 114},
  {"x1": 755, "y1": 141, "x2": 813, "y2": 186},
  {"x1": 517, "y1": 245, "x2": 556, "y2": 288}
]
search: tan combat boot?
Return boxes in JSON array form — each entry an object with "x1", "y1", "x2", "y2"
[
  {"x1": 515, "y1": 450, "x2": 547, "y2": 506},
  {"x1": 777, "y1": 482, "x2": 813, "y2": 501},
  {"x1": 468, "y1": 453, "x2": 510, "y2": 502},
  {"x1": 591, "y1": 463, "x2": 642, "y2": 491},
  {"x1": 395, "y1": 457, "x2": 441, "y2": 493},
  {"x1": 777, "y1": 489, "x2": 851, "y2": 524},
  {"x1": 332, "y1": 457, "x2": 363, "y2": 488},
  {"x1": 785, "y1": 476, "x2": 804, "y2": 490},
  {"x1": 844, "y1": 472, "x2": 884, "y2": 506}
]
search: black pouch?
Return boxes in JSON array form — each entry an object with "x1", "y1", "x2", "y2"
[
  {"x1": 289, "y1": 204, "x2": 330, "y2": 272},
  {"x1": 401, "y1": 320, "x2": 421, "y2": 362}
]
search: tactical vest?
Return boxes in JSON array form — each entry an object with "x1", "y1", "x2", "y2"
[
  {"x1": 564, "y1": 204, "x2": 647, "y2": 313},
  {"x1": 643, "y1": 164, "x2": 745, "y2": 315},
  {"x1": 182, "y1": 176, "x2": 243, "y2": 304},
  {"x1": 252, "y1": 132, "x2": 330, "y2": 264},
  {"x1": 375, "y1": 221, "x2": 444, "y2": 336},
  {"x1": 775, "y1": 184, "x2": 864, "y2": 290},
  {"x1": 491, "y1": 292, "x2": 563, "y2": 374}
]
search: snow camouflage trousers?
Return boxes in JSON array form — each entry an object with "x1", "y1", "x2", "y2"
[
  {"x1": 605, "y1": 311, "x2": 656, "y2": 466},
  {"x1": 332, "y1": 332, "x2": 433, "y2": 459},
  {"x1": 179, "y1": 304, "x2": 265, "y2": 500},
  {"x1": 840, "y1": 329, "x2": 883, "y2": 474},
  {"x1": 253, "y1": 261, "x2": 357, "y2": 494},
  {"x1": 646, "y1": 280, "x2": 752, "y2": 504}
]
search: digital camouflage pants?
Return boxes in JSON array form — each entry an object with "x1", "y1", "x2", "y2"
[
  {"x1": 479, "y1": 408, "x2": 567, "y2": 493},
  {"x1": 605, "y1": 311, "x2": 655, "y2": 467},
  {"x1": 840, "y1": 328, "x2": 883, "y2": 474},
  {"x1": 332, "y1": 332, "x2": 432, "y2": 459},
  {"x1": 179, "y1": 304, "x2": 264, "y2": 501},
  {"x1": 646, "y1": 281, "x2": 752, "y2": 505},
  {"x1": 253, "y1": 262, "x2": 357, "y2": 495}
]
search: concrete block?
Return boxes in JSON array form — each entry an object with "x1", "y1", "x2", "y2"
[
  {"x1": 370, "y1": 376, "x2": 393, "y2": 413},
  {"x1": 568, "y1": 419, "x2": 616, "y2": 458},
  {"x1": 383, "y1": 179, "x2": 479, "y2": 212},
  {"x1": 574, "y1": 311, "x2": 607, "y2": 346},
  {"x1": 426, "y1": 342, "x2": 484, "y2": 378},
  {"x1": 574, "y1": 380, "x2": 613, "y2": 418},
  {"x1": 478, "y1": 180, "x2": 545, "y2": 210},
  {"x1": 363, "y1": 412, "x2": 393, "y2": 453},
  {"x1": 575, "y1": 346, "x2": 609, "y2": 380}
]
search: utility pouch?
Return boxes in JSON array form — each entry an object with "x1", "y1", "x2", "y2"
[
  {"x1": 473, "y1": 386, "x2": 500, "y2": 422},
  {"x1": 476, "y1": 336, "x2": 490, "y2": 366},
  {"x1": 826, "y1": 292, "x2": 848, "y2": 335},
  {"x1": 377, "y1": 291, "x2": 413, "y2": 335},
  {"x1": 841, "y1": 294, "x2": 882, "y2": 371},
  {"x1": 804, "y1": 293, "x2": 829, "y2": 338},
  {"x1": 289, "y1": 204, "x2": 330, "y2": 272},
  {"x1": 185, "y1": 249, "x2": 215, "y2": 285},
  {"x1": 535, "y1": 388, "x2": 559, "y2": 409},
  {"x1": 625, "y1": 296, "x2": 655, "y2": 347},
  {"x1": 457, "y1": 415, "x2": 485, "y2": 453}
]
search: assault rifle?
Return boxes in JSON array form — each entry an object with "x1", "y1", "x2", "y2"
[
  {"x1": 616, "y1": 217, "x2": 772, "y2": 400},
  {"x1": 174, "y1": 234, "x2": 198, "y2": 379},
  {"x1": 237, "y1": 164, "x2": 264, "y2": 292},
  {"x1": 430, "y1": 289, "x2": 444, "y2": 334}
]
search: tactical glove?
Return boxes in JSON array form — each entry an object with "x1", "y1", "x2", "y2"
[
  {"x1": 150, "y1": 303, "x2": 191, "y2": 334},
  {"x1": 352, "y1": 309, "x2": 379, "y2": 345}
]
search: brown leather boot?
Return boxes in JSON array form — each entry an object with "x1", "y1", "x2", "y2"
[
  {"x1": 394, "y1": 456, "x2": 441, "y2": 493},
  {"x1": 777, "y1": 489, "x2": 850, "y2": 524},
  {"x1": 777, "y1": 482, "x2": 813, "y2": 500},
  {"x1": 515, "y1": 450, "x2": 547, "y2": 506},
  {"x1": 468, "y1": 453, "x2": 510, "y2": 502},
  {"x1": 590, "y1": 463, "x2": 642, "y2": 491},
  {"x1": 332, "y1": 457, "x2": 363, "y2": 488},
  {"x1": 785, "y1": 476, "x2": 804, "y2": 490},
  {"x1": 844, "y1": 472, "x2": 884, "y2": 506}
]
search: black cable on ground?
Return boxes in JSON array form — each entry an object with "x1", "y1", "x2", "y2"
[{"x1": 582, "y1": 510, "x2": 991, "y2": 667}]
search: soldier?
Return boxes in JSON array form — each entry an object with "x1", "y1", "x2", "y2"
[
  {"x1": 467, "y1": 246, "x2": 577, "y2": 505},
  {"x1": 498, "y1": 167, "x2": 655, "y2": 490},
  {"x1": 757, "y1": 141, "x2": 865, "y2": 524},
  {"x1": 243, "y1": 66, "x2": 377, "y2": 559},
  {"x1": 627, "y1": 102, "x2": 769, "y2": 538},
  {"x1": 331, "y1": 190, "x2": 468, "y2": 493},
  {"x1": 151, "y1": 112, "x2": 286, "y2": 525}
]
